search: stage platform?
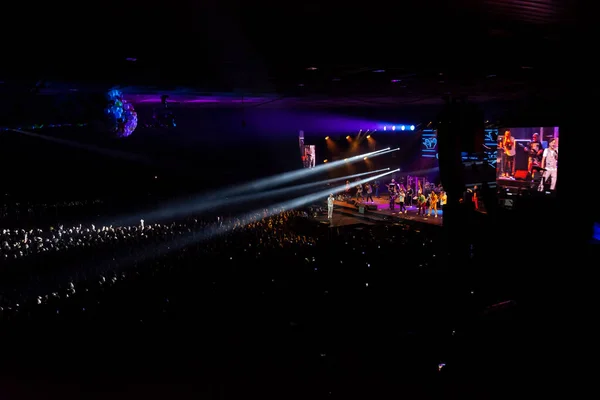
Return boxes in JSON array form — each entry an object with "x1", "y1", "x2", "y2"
[
  {"x1": 313, "y1": 213, "x2": 376, "y2": 228},
  {"x1": 497, "y1": 176, "x2": 535, "y2": 191},
  {"x1": 332, "y1": 196, "x2": 443, "y2": 227}
]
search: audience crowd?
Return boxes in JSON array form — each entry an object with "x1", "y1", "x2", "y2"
[{"x1": 0, "y1": 201, "x2": 511, "y2": 399}]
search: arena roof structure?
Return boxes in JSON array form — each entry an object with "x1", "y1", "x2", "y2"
[{"x1": 2, "y1": 0, "x2": 574, "y2": 104}]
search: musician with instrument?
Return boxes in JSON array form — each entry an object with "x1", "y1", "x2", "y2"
[
  {"x1": 388, "y1": 179, "x2": 399, "y2": 210},
  {"x1": 523, "y1": 132, "x2": 544, "y2": 174},
  {"x1": 355, "y1": 181, "x2": 364, "y2": 201},
  {"x1": 499, "y1": 130, "x2": 516, "y2": 177},
  {"x1": 364, "y1": 182, "x2": 374, "y2": 203}
]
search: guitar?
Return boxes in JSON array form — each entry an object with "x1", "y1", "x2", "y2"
[{"x1": 500, "y1": 138, "x2": 517, "y2": 156}]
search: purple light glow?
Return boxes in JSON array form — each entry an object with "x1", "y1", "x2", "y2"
[
  {"x1": 184, "y1": 99, "x2": 221, "y2": 103},
  {"x1": 135, "y1": 97, "x2": 268, "y2": 104}
]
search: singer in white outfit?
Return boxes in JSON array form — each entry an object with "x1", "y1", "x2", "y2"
[
  {"x1": 327, "y1": 194, "x2": 334, "y2": 219},
  {"x1": 539, "y1": 138, "x2": 558, "y2": 191}
]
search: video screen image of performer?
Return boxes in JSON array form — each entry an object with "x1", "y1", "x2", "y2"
[
  {"x1": 524, "y1": 132, "x2": 544, "y2": 174},
  {"x1": 499, "y1": 130, "x2": 516, "y2": 178},
  {"x1": 302, "y1": 145, "x2": 316, "y2": 168},
  {"x1": 539, "y1": 138, "x2": 558, "y2": 191},
  {"x1": 496, "y1": 127, "x2": 559, "y2": 194},
  {"x1": 327, "y1": 194, "x2": 334, "y2": 219}
]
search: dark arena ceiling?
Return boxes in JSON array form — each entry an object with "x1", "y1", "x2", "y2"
[{"x1": 1, "y1": 0, "x2": 579, "y2": 110}]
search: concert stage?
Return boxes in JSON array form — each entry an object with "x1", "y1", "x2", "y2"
[{"x1": 332, "y1": 196, "x2": 443, "y2": 227}]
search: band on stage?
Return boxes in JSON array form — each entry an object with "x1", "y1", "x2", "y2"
[{"x1": 331, "y1": 175, "x2": 448, "y2": 218}]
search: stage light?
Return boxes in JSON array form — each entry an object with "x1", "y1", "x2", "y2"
[
  {"x1": 364, "y1": 157, "x2": 368, "y2": 160},
  {"x1": 323, "y1": 159, "x2": 328, "y2": 163},
  {"x1": 344, "y1": 158, "x2": 348, "y2": 161},
  {"x1": 401, "y1": 125, "x2": 405, "y2": 130},
  {"x1": 325, "y1": 136, "x2": 329, "y2": 140},
  {"x1": 383, "y1": 126, "x2": 387, "y2": 131},
  {"x1": 410, "y1": 125, "x2": 415, "y2": 131},
  {"x1": 392, "y1": 126, "x2": 396, "y2": 131},
  {"x1": 346, "y1": 135, "x2": 350, "y2": 139}
]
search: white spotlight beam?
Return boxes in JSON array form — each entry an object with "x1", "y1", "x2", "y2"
[
  {"x1": 272, "y1": 168, "x2": 399, "y2": 212},
  {"x1": 222, "y1": 147, "x2": 391, "y2": 195},
  {"x1": 111, "y1": 147, "x2": 395, "y2": 225},
  {"x1": 360, "y1": 147, "x2": 399, "y2": 159},
  {"x1": 119, "y1": 168, "x2": 391, "y2": 225},
  {"x1": 11, "y1": 129, "x2": 150, "y2": 165},
  {"x1": 105, "y1": 168, "x2": 399, "y2": 271},
  {"x1": 187, "y1": 168, "x2": 399, "y2": 244}
]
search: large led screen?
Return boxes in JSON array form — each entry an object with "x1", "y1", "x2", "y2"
[{"x1": 496, "y1": 127, "x2": 559, "y2": 194}]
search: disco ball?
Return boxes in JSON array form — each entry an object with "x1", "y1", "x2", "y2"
[{"x1": 104, "y1": 89, "x2": 138, "y2": 137}]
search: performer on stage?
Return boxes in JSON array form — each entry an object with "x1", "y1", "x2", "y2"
[
  {"x1": 406, "y1": 186, "x2": 414, "y2": 207},
  {"x1": 440, "y1": 191, "x2": 447, "y2": 210},
  {"x1": 524, "y1": 132, "x2": 544, "y2": 174},
  {"x1": 428, "y1": 191, "x2": 439, "y2": 217},
  {"x1": 416, "y1": 192, "x2": 427, "y2": 216},
  {"x1": 327, "y1": 194, "x2": 334, "y2": 219},
  {"x1": 539, "y1": 138, "x2": 558, "y2": 191},
  {"x1": 364, "y1": 182, "x2": 374, "y2": 203},
  {"x1": 499, "y1": 130, "x2": 516, "y2": 177},
  {"x1": 398, "y1": 187, "x2": 407, "y2": 213},
  {"x1": 388, "y1": 179, "x2": 399, "y2": 210},
  {"x1": 344, "y1": 180, "x2": 351, "y2": 200},
  {"x1": 355, "y1": 182, "x2": 364, "y2": 201}
]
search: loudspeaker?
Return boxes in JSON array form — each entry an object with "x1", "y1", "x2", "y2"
[{"x1": 514, "y1": 170, "x2": 528, "y2": 180}]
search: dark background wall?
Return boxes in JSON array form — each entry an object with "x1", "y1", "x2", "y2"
[{"x1": 1, "y1": 95, "x2": 445, "y2": 202}]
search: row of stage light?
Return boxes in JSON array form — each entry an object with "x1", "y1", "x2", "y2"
[
  {"x1": 383, "y1": 125, "x2": 415, "y2": 131},
  {"x1": 324, "y1": 125, "x2": 416, "y2": 141},
  {"x1": 116, "y1": 147, "x2": 399, "y2": 225}
]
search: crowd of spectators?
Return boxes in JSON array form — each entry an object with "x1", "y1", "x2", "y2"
[{"x1": 0, "y1": 201, "x2": 513, "y2": 399}]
